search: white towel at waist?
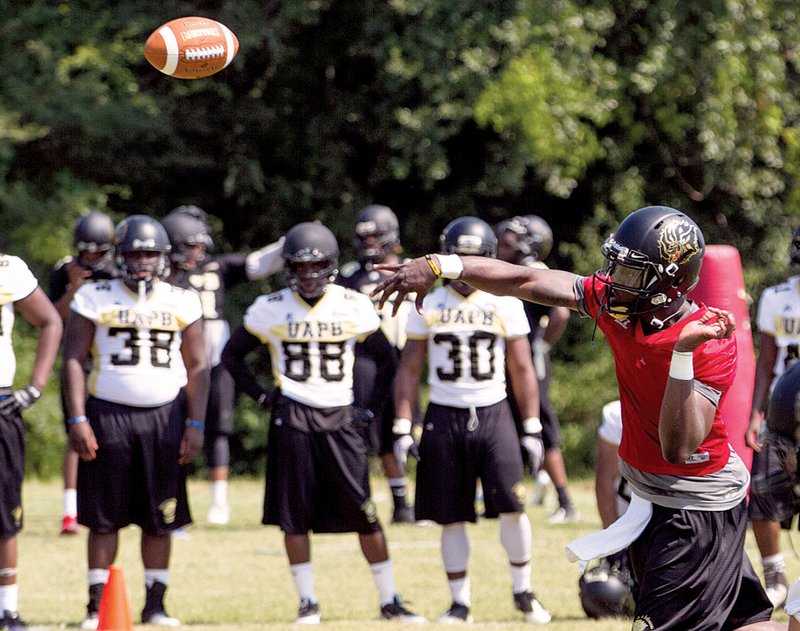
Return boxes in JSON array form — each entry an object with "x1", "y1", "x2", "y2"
[{"x1": 565, "y1": 492, "x2": 653, "y2": 571}]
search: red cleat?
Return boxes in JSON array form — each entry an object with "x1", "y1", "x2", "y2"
[{"x1": 60, "y1": 515, "x2": 80, "y2": 535}]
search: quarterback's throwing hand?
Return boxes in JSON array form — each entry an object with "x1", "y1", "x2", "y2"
[
  {"x1": 372, "y1": 257, "x2": 437, "y2": 315},
  {"x1": 675, "y1": 307, "x2": 735, "y2": 352}
]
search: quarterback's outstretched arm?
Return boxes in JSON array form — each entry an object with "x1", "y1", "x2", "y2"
[{"x1": 373, "y1": 255, "x2": 578, "y2": 315}]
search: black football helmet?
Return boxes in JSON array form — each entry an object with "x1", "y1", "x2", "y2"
[
  {"x1": 766, "y1": 362, "x2": 800, "y2": 437},
  {"x1": 496, "y1": 215, "x2": 553, "y2": 263},
  {"x1": 352, "y1": 204, "x2": 400, "y2": 263},
  {"x1": 283, "y1": 222, "x2": 339, "y2": 299},
  {"x1": 161, "y1": 212, "x2": 211, "y2": 270},
  {"x1": 440, "y1": 216, "x2": 497, "y2": 258},
  {"x1": 595, "y1": 206, "x2": 704, "y2": 328},
  {"x1": 114, "y1": 215, "x2": 171, "y2": 290},
  {"x1": 578, "y1": 551, "x2": 635, "y2": 619},
  {"x1": 169, "y1": 204, "x2": 209, "y2": 225},
  {"x1": 73, "y1": 211, "x2": 115, "y2": 271}
]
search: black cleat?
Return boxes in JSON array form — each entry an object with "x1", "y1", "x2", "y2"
[
  {"x1": 437, "y1": 602, "x2": 472, "y2": 624},
  {"x1": 391, "y1": 505, "x2": 416, "y2": 524},
  {"x1": 380, "y1": 595, "x2": 426, "y2": 623},
  {"x1": 295, "y1": 598, "x2": 320, "y2": 625},
  {"x1": 0, "y1": 610, "x2": 26, "y2": 631}
]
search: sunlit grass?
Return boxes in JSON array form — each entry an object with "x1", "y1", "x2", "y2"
[{"x1": 17, "y1": 475, "x2": 793, "y2": 630}]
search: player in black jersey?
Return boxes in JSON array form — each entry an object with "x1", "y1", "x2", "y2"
[
  {"x1": 49, "y1": 211, "x2": 120, "y2": 536},
  {"x1": 338, "y1": 205, "x2": 417, "y2": 523},
  {"x1": 161, "y1": 206, "x2": 285, "y2": 524},
  {"x1": 495, "y1": 215, "x2": 578, "y2": 523}
]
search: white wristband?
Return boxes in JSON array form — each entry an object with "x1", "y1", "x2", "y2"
[
  {"x1": 669, "y1": 350, "x2": 694, "y2": 381},
  {"x1": 436, "y1": 254, "x2": 464, "y2": 280},
  {"x1": 523, "y1": 416, "x2": 542, "y2": 434},
  {"x1": 392, "y1": 418, "x2": 412, "y2": 435}
]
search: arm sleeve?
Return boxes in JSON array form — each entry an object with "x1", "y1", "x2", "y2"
[
  {"x1": 359, "y1": 329, "x2": 399, "y2": 416},
  {"x1": 245, "y1": 238, "x2": 285, "y2": 280},
  {"x1": 221, "y1": 325, "x2": 273, "y2": 404}
]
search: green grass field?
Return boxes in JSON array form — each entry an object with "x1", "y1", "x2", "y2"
[{"x1": 15, "y1": 475, "x2": 796, "y2": 630}]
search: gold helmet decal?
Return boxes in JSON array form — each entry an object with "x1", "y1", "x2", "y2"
[{"x1": 657, "y1": 218, "x2": 701, "y2": 267}]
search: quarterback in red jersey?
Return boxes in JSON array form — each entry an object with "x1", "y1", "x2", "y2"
[{"x1": 372, "y1": 206, "x2": 781, "y2": 631}]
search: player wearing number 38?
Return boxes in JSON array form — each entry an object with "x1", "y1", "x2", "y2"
[{"x1": 63, "y1": 215, "x2": 210, "y2": 629}]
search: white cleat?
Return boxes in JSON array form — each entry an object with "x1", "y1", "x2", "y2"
[{"x1": 207, "y1": 503, "x2": 230, "y2": 525}]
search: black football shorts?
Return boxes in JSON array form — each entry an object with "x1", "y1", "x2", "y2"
[
  {"x1": 415, "y1": 400, "x2": 526, "y2": 524},
  {"x1": 262, "y1": 398, "x2": 382, "y2": 535},
  {"x1": 630, "y1": 500, "x2": 773, "y2": 630},
  {"x1": 77, "y1": 396, "x2": 191, "y2": 534}
]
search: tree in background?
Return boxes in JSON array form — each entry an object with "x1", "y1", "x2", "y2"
[{"x1": 1, "y1": 0, "x2": 799, "y2": 475}]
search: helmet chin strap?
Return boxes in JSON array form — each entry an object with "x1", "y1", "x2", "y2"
[
  {"x1": 648, "y1": 297, "x2": 686, "y2": 329},
  {"x1": 137, "y1": 280, "x2": 148, "y2": 306}
]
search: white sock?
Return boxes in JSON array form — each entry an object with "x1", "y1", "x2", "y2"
[
  {"x1": 63, "y1": 488, "x2": 78, "y2": 517},
  {"x1": 0, "y1": 584, "x2": 18, "y2": 613},
  {"x1": 211, "y1": 480, "x2": 228, "y2": 506},
  {"x1": 88, "y1": 568, "x2": 109, "y2": 586},
  {"x1": 509, "y1": 563, "x2": 532, "y2": 594},
  {"x1": 448, "y1": 577, "x2": 470, "y2": 607},
  {"x1": 763, "y1": 553, "x2": 786, "y2": 572},
  {"x1": 369, "y1": 560, "x2": 397, "y2": 606},
  {"x1": 144, "y1": 569, "x2": 169, "y2": 588},
  {"x1": 441, "y1": 523, "x2": 469, "y2": 573},
  {"x1": 290, "y1": 562, "x2": 316, "y2": 602},
  {"x1": 388, "y1": 476, "x2": 408, "y2": 497},
  {"x1": 499, "y1": 513, "x2": 532, "y2": 564}
]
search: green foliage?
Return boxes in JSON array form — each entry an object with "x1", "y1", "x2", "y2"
[{"x1": 6, "y1": 1, "x2": 800, "y2": 475}]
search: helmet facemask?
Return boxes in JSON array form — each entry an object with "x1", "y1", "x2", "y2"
[
  {"x1": 285, "y1": 258, "x2": 338, "y2": 299},
  {"x1": 119, "y1": 250, "x2": 169, "y2": 292}
]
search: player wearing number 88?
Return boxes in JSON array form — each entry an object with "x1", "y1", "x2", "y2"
[
  {"x1": 62, "y1": 215, "x2": 210, "y2": 628},
  {"x1": 221, "y1": 221, "x2": 425, "y2": 624},
  {"x1": 393, "y1": 216, "x2": 550, "y2": 624}
]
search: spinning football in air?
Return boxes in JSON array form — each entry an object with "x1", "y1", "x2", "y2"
[{"x1": 144, "y1": 16, "x2": 239, "y2": 79}]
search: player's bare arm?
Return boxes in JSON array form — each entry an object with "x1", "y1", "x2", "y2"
[
  {"x1": 660, "y1": 307, "x2": 736, "y2": 464},
  {"x1": 746, "y1": 332, "x2": 778, "y2": 452},
  {"x1": 62, "y1": 312, "x2": 99, "y2": 461},
  {"x1": 373, "y1": 256, "x2": 579, "y2": 316},
  {"x1": 179, "y1": 318, "x2": 210, "y2": 465},
  {"x1": 505, "y1": 336, "x2": 540, "y2": 420},
  {"x1": 15, "y1": 287, "x2": 63, "y2": 391},
  {"x1": 393, "y1": 339, "x2": 426, "y2": 421}
]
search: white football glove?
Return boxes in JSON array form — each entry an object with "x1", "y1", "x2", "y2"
[
  {"x1": 393, "y1": 434, "x2": 417, "y2": 469},
  {"x1": 521, "y1": 434, "x2": 545, "y2": 476},
  {"x1": 531, "y1": 338, "x2": 551, "y2": 377}
]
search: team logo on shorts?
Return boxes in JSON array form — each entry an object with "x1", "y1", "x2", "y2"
[
  {"x1": 159, "y1": 498, "x2": 178, "y2": 524},
  {"x1": 361, "y1": 499, "x2": 378, "y2": 523},
  {"x1": 512, "y1": 482, "x2": 527, "y2": 505},
  {"x1": 633, "y1": 616, "x2": 654, "y2": 630},
  {"x1": 12, "y1": 505, "x2": 22, "y2": 528}
]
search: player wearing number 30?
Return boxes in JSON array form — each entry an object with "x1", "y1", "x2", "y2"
[
  {"x1": 393, "y1": 216, "x2": 550, "y2": 624},
  {"x1": 221, "y1": 222, "x2": 424, "y2": 625},
  {"x1": 63, "y1": 215, "x2": 209, "y2": 629}
]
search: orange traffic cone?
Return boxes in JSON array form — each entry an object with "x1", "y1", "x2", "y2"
[{"x1": 97, "y1": 565, "x2": 133, "y2": 631}]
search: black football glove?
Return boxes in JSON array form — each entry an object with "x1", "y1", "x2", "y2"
[
  {"x1": 353, "y1": 407, "x2": 375, "y2": 427},
  {"x1": 0, "y1": 384, "x2": 42, "y2": 418}
]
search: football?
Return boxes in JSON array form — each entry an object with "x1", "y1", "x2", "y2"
[{"x1": 144, "y1": 16, "x2": 239, "y2": 80}]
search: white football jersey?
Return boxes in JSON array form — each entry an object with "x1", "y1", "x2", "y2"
[
  {"x1": 243, "y1": 284, "x2": 380, "y2": 408},
  {"x1": 70, "y1": 279, "x2": 202, "y2": 407},
  {"x1": 756, "y1": 275, "x2": 800, "y2": 378},
  {"x1": 407, "y1": 285, "x2": 530, "y2": 408},
  {"x1": 0, "y1": 255, "x2": 39, "y2": 387}
]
